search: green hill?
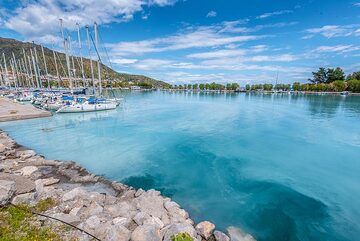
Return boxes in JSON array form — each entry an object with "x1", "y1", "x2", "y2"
[{"x1": 0, "y1": 37, "x2": 170, "y2": 88}]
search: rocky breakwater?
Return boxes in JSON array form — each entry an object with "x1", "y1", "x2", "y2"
[{"x1": 0, "y1": 130, "x2": 231, "y2": 241}]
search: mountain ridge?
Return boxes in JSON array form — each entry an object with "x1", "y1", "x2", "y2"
[{"x1": 0, "y1": 37, "x2": 170, "y2": 88}]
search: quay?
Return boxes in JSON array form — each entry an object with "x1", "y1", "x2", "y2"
[{"x1": 0, "y1": 97, "x2": 51, "y2": 122}]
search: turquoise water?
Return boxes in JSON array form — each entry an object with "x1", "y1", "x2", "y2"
[{"x1": 1, "y1": 91, "x2": 360, "y2": 241}]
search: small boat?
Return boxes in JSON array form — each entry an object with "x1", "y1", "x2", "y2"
[{"x1": 341, "y1": 91, "x2": 349, "y2": 96}]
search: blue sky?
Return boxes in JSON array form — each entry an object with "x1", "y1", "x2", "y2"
[{"x1": 0, "y1": 0, "x2": 360, "y2": 85}]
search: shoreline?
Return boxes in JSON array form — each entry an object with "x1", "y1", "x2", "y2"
[{"x1": 0, "y1": 130, "x2": 252, "y2": 241}]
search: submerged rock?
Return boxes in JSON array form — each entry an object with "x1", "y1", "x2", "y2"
[
  {"x1": 214, "y1": 230, "x2": 230, "y2": 241},
  {"x1": 227, "y1": 226, "x2": 256, "y2": 241}
]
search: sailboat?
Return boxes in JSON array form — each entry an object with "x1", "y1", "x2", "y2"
[{"x1": 56, "y1": 22, "x2": 118, "y2": 113}]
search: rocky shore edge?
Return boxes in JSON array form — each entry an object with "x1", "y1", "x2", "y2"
[{"x1": 0, "y1": 130, "x2": 234, "y2": 241}]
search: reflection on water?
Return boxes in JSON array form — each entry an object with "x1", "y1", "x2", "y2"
[{"x1": 0, "y1": 91, "x2": 359, "y2": 241}]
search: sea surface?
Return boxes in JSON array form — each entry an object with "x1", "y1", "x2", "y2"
[{"x1": 1, "y1": 91, "x2": 360, "y2": 241}]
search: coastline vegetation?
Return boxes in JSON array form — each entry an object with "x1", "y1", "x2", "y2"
[{"x1": 169, "y1": 68, "x2": 360, "y2": 93}]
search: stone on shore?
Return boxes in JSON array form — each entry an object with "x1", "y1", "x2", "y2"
[
  {"x1": 11, "y1": 192, "x2": 36, "y2": 205},
  {"x1": 227, "y1": 226, "x2": 256, "y2": 241},
  {"x1": 131, "y1": 224, "x2": 162, "y2": 241},
  {"x1": 0, "y1": 179, "x2": 15, "y2": 205},
  {"x1": 18, "y1": 165, "x2": 39, "y2": 176},
  {"x1": 0, "y1": 173, "x2": 35, "y2": 194},
  {"x1": 196, "y1": 221, "x2": 215, "y2": 239},
  {"x1": 214, "y1": 231, "x2": 230, "y2": 241}
]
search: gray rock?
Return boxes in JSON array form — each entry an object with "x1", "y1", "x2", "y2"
[
  {"x1": 11, "y1": 192, "x2": 36, "y2": 205},
  {"x1": 52, "y1": 213, "x2": 81, "y2": 225},
  {"x1": 62, "y1": 187, "x2": 87, "y2": 202},
  {"x1": 135, "y1": 188, "x2": 145, "y2": 197},
  {"x1": 131, "y1": 225, "x2": 162, "y2": 241},
  {"x1": 162, "y1": 223, "x2": 198, "y2": 241},
  {"x1": 113, "y1": 217, "x2": 131, "y2": 228},
  {"x1": 35, "y1": 179, "x2": 44, "y2": 196},
  {"x1": 196, "y1": 221, "x2": 215, "y2": 239},
  {"x1": 105, "y1": 202, "x2": 136, "y2": 218},
  {"x1": 85, "y1": 215, "x2": 101, "y2": 229},
  {"x1": 214, "y1": 231, "x2": 230, "y2": 241},
  {"x1": 134, "y1": 190, "x2": 166, "y2": 218},
  {"x1": 143, "y1": 217, "x2": 165, "y2": 229},
  {"x1": 0, "y1": 143, "x2": 6, "y2": 153},
  {"x1": 16, "y1": 150, "x2": 37, "y2": 160},
  {"x1": 81, "y1": 201, "x2": 103, "y2": 218},
  {"x1": 18, "y1": 166, "x2": 38, "y2": 176},
  {"x1": 133, "y1": 212, "x2": 151, "y2": 226},
  {"x1": 0, "y1": 180, "x2": 15, "y2": 205},
  {"x1": 40, "y1": 177, "x2": 60, "y2": 186},
  {"x1": 105, "y1": 224, "x2": 131, "y2": 241},
  {"x1": 0, "y1": 174, "x2": 36, "y2": 195}
]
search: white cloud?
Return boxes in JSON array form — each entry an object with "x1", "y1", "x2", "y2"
[
  {"x1": 109, "y1": 26, "x2": 264, "y2": 56},
  {"x1": 313, "y1": 45, "x2": 360, "y2": 53},
  {"x1": 206, "y1": 11, "x2": 217, "y2": 18},
  {"x1": 354, "y1": 3, "x2": 360, "y2": 7},
  {"x1": 304, "y1": 25, "x2": 359, "y2": 39},
  {"x1": 112, "y1": 58, "x2": 139, "y2": 65},
  {"x1": 256, "y1": 10, "x2": 293, "y2": 19},
  {"x1": 4, "y1": 0, "x2": 176, "y2": 43}
]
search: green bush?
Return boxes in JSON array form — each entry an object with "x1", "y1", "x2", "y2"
[{"x1": 171, "y1": 232, "x2": 194, "y2": 241}]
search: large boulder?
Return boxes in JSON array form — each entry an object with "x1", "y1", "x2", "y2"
[
  {"x1": 131, "y1": 224, "x2": 162, "y2": 241},
  {"x1": 105, "y1": 201, "x2": 136, "y2": 219},
  {"x1": 195, "y1": 221, "x2": 215, "y2": 239},
  {"x1": 0, "y1": 143, "x2": 7, "y2": 153},
  {"x1": 104, "y1": 224, "x2": 131, "y2": 241},
  {"x1": 0, "y1": 180, "x2": 15, "y2": 205},
  {"x1": 11, "y1": 192, "x2": 36, "y2": 205},
  {"x1": 134, "y1": 189, "x2": 166, "y2": 218},
  {"x1": 162, "y1": 223, "x2": 198, "y2": 241},
  {"x1": 0, "y1": 174, "x2": 35, "y2": 194},
  {"x1": 214, "y1": 231, "x2": 230, "y2": 241},
  {"x1": 18, "y1": 166, "x2": 39, "y2": 176},
  {"x1": 62, "y1": 187, "x2": 87, "y2": 202}
]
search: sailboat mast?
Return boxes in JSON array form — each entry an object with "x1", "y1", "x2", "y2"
[
  {"x1": 94, "y1": 22, "x2": 102, "y2": 95},
  {"x1": 53, "y1": 49, "x2": 60, "y2": 86},
  {"x1": 33, "y1": 46, "x2": 42, "y2": 88},
  {"x1": 41, "y1": 45, "x2": 50, "y2": 88},
  {"x1": 68, "y1": 35, "x2": 77, "y2": 88},
  {"x1": 27, "y1": 55, "x2": 35, "y2": 88},
  {"x1": 60, "y1": 19, "x2": 73, "y2": 92},
  {"x1": 2, "y1": 53, "x2": 9, "y2": 87},
  {"x1": 30, "y1": 49, "x2": 40, "y2": 88},
  {"x1": 85, "y1": 25, "x2": 95, "y2": 94},
  {"x1": 76, "y1": 23, "x2": 86, "y2": 87}
]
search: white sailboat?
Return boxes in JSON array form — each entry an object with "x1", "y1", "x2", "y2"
[{"x1": 56, "y1": 22, "x2": 118, "y2": 113}]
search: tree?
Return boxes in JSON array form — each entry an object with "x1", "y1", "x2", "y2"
[
  {"x1": 327, "y1": 67, "x2": 345, "y2": 83},
  {"x1": 263, "y1": 84, "x2": 273, "y2": 91},
  {"x1": 192, "y1": 84, "x2": 198, "y2": 90},
  {"x1": 346, "y1": 79, "x2": 360, "y2": 93},
  {"x1": 199, "y1": 84, "x2": 205, "y2": 90},
  {"x1": 310, "y1": 67, "x2": 345, "y2": 83},
  {"x1": 347, "y1": 71, "x2": 360, "y2": 80},
  {"x1": 293, "y1": 82, "x2": 301, "y2": 91},
  {"x1": 331, "y1": 80, "x2": 346, "y2": 92},
  {"x1": 245, "y1": 84, "x2": 250, "y2": 91},
  {"x1": 231, "y1": 83, "x2": 239, "y2": 90},
  {"x1": 310, "y1": 67, "x2": 328, "y2": 83}
]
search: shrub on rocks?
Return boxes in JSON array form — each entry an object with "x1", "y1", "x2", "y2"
[{"x1": 171, "y1": 232, "x2": 194, "y2": 241}]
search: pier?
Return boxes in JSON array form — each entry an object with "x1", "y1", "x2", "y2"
[{"x1": 0, "y1": 97, "x2": 51, "y2": 122}]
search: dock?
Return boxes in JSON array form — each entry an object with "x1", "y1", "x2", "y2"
[{"x1": 0, "y1": 98, "x2": 52, "y2": 122}]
